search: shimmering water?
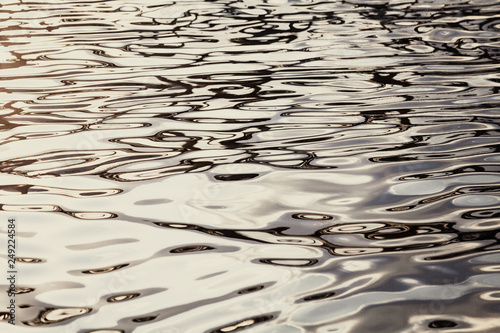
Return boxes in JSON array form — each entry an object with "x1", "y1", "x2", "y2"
[{"x1": 1, "y1": 0, "x2": 500, "y2": 332}]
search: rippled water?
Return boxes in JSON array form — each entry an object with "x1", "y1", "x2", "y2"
[{"x1": 1, "y1": 0, "x2": 500, "y2": 332}]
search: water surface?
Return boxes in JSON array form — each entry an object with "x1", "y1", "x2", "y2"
[{"x1": 1, "y1": 0, "x2": 500, "y2": 332}]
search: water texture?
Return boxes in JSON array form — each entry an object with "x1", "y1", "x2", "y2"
[{"x1": 1, "y1": 0, "x2": 500, "y2": 332}]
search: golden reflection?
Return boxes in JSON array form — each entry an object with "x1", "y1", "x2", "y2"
[
  {"x1": 11, "y1": 287, "x2": 35, "y2": 294},
  {"x1": 82, "y1": 263, "x2": 129, "y2": 274},
  {"x1": 214, "y1": 314, "x2": 274, "y2": 333},
  {"x1": 107, "y1": 293, "x2": 140, "y2": 302},
  {"x1": 25, "y1": 307, "x2": 91, "y2": 326},
  {"x1": 479, "y1": 290, "x2": 500, "y2": 301},
  {"x1": 480, "y1": 265, "x2": 500, "y2": 272},
  {"x1": 220, "y1": 319, "x2": 255, "y2": 332},
  {"x1": 16, "y1": 257, "x2": 43, "y2": 263},
  {"x1": 420, "y1": 191, "x2": 458, "y2": 204},
  {"x1": 0, "y1": 312, "x2": 11, "y2": 321}
]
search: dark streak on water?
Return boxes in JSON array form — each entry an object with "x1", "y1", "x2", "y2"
[{"x1": 1, "y1": 0, "x2": 500, "y2": 332}]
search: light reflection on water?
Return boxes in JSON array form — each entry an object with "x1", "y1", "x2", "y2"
[{"x1": 1, "y1": 0, "x2": 500, "y2": 332}]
